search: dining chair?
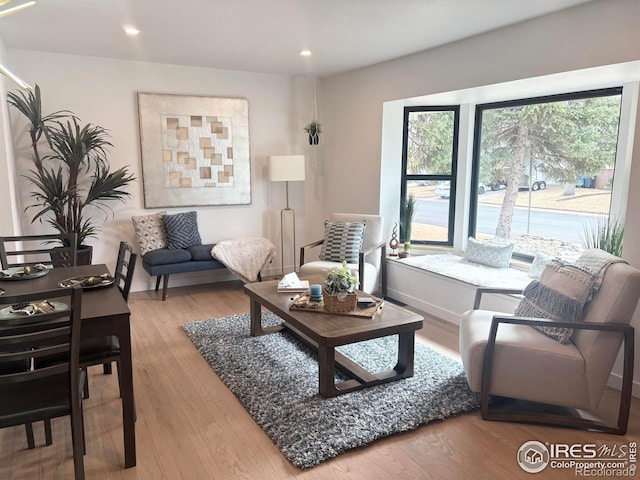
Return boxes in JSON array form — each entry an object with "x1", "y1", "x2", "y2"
[
  {"x1": 0, "y1": 285, "x2": 86, "y2": 479},
  {"x1": 79, "y1": 241, "x2": 137, "y2": 397},
  {"x1": 0, "y1": 233, "x2": 77, "y2": 269}
]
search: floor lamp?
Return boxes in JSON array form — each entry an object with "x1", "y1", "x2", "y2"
[{"x1": 268, "y1": 155, "x2": 305, "y2": 276}]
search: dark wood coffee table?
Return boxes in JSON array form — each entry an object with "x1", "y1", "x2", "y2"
[{"x1": 243, "y1": 279, "x2": 423, "y2": 397}]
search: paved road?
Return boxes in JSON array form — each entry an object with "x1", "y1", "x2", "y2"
[{"x1": 414, "y1": 197, "x2": 598, "y2": 244}]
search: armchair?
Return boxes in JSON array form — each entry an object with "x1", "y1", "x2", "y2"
[
  {"x1": 299, "y1": 213, "x2": 386, "y2": 296},
  {"x1": 459, "y1": 260, "x2": 640, "y2": 434}
]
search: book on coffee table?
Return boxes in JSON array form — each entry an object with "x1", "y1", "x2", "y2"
[{"x1": 277, "y1": 272, "x2": 310, "y2": 293}]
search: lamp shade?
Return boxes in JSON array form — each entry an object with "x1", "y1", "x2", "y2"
[{"x1": 268, "y1": 155, "x2": 305, "y2": 182}]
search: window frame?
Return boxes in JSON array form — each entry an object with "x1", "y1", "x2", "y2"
[
  {"x1": 469, "y1": 86, "x2": 624, "y2": 260},
  {"x1": 400, "y1": 105, "x2": 460, "y2": 246}
]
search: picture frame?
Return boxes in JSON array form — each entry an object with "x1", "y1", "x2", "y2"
[{"x1": 137, "y1": 92, "x2": 251, "y2": 208}]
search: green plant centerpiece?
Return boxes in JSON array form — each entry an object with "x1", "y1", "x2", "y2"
[
  {"x1": 400, "y1": 195, "x2": 417, "y2": 256},
  {"x1": 304, "y1": 121, "x2": 322, "y2": 145},
  {"x1": 8, "y1": 85, "x2": 135, "y2": 264},
  {"x1": 323, "y1": 261, "x2": 359, "y2": 313}
]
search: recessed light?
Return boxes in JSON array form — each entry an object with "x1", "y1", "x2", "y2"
[
  {"x1": 299, "y1": 50, "x2": 312, "y2": 57},
  {"x1": 0, "y1": 1, "x2": 36, "y2": 18},
  {"x1": 123, "y1": 25, "x2": 140, "y2": 36}
]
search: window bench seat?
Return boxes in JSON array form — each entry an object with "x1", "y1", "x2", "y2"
[{"x1": 386, "y1": 253, "x2": 531, "y2": 325}]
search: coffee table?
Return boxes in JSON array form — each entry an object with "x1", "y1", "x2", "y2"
[{"x1": 243, "y1": 279, "x2": 423, "y2": 397}]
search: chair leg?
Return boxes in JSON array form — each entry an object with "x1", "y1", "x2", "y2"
[
  {"x1": 162, "y1": 275, "x2": 169, "y2": 301},
  {"x1": 155, "y1": 275, "x2": 161, "y2": 292},
  {"x1": 44, "y1": 419, "x2": 52, "y2": 446},
  {"x1": 82, "y1": 367, "x2": 90, "y2": 399},
  {"x1": 25, "y1": 423, "x2": 35, "y2": 449},
  {"x1": 102, "y1": 362, "x2": 113, "y2": 375}
]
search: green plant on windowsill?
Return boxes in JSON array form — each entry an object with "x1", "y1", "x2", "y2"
[
  {"x1": 400, "y1": 195, "x2": 417, "y2": 254},
  {"x1": 580, "y1": 214, "x2": 624, "y2": 257}
]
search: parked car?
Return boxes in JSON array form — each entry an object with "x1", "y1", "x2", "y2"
[{"x1": 435, "y1": 181, "x2": 486, "y2": 198}]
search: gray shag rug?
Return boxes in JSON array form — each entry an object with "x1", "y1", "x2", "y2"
[{"x1": 182, "y1": 312, "x2": 480, "y2": 469}]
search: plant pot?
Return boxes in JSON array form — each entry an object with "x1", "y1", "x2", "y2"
[
  {"x1": 308, "y1": 133, "x2": 319, "y2": 145},
  {"x1": 322, "y1": 288, "x2": 357, "y2": 313},
  {"x1": 76, "y1": 245, "x2": 93, "y2": 265},
  {"x1": 50, "y1": 244, "x2": 93, "y2": 266}
]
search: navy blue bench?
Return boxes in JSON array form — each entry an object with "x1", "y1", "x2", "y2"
[{"x1": 142, "y1": 244, "x2": 227, "y2": 300}]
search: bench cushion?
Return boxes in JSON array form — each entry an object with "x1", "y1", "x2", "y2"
[
  {"x1": 186, "y1": 244, "x2": 215, "y2": 261},
  {"x1": 143, "y1": 248, "x2": 192, "y2": 266}
]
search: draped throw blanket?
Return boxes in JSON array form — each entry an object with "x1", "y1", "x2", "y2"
[
  {"x1": 576, "y1": 248, "x2": 627, "y2": 294},
  {"x1": 211, "y1": 237, "x2": 276, "y2": 283}
]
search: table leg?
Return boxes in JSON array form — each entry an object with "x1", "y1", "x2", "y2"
[
  {"x1": 249, "y1": 298, "x2": 262, "y2": 336},
  {"x1": 117, "y1": 321, "x2": 137, "y2": 468},
  {"x1": 318, "y1": 344, "x2": 337, "y2": 397},
  {"x1": 395, "y1": 331, "x2": 415, "y2": 377}
]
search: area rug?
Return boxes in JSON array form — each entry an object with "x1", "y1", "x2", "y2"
[{"x1": 182, "y1": 312, "x2": 480, "y2": 469}]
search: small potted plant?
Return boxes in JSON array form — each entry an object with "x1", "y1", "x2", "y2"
[
  {"x1": 399, "y1": 195, "x2": 416, "y2": 258},
  {"x1": 323, "y1": 261, "x2": 359, "y2": 312},
  {"x1": 304, "y1": 121, "x2": 322, "y2": 145}
]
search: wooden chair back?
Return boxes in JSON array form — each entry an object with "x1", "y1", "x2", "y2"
[
  {"x1": 114, "y1": 241, "x2": 137, "y2": 302},
  {"x1": 0, "y1": 233, "x2": 78, "y2": 269}
]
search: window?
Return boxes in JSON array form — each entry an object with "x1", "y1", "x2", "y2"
[
  {"x1": 470, "y1": 88, "x2": 623, "y2": 259},
  {"x1": 401, "y1": 106, "x2": 459, "y2": 245}
]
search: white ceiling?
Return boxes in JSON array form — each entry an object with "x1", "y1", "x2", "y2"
[{"x1": 0, "y1": 0, "x2": 595, "y2": 77}]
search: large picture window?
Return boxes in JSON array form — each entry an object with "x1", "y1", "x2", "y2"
[
  {"x1": 401, "y1": 106, "x2": 459, "y2": 245},
  {"x1": 470, "y1": 88, "x2": 623, "y2": 259}
]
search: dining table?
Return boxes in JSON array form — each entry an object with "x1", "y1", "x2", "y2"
[{"x1": 0, "y1": 263, "x2": 136, "y2": 468}]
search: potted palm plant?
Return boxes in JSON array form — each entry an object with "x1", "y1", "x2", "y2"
[{"x1": 8, "y1": 85, "x2": 135, "y2": 264}]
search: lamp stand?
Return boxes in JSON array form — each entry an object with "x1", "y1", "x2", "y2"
[{"x1": 280, "y1": 180, "x2": 297, "y2": 276}]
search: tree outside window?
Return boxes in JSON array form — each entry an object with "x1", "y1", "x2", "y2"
[{"x1": 471, "y1": 88, "x2": 622, "y2": 259}]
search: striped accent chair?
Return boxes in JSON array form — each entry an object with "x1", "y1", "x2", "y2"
[{"x1": 300, "y1": 213, "x2": 386, "y2": 296}]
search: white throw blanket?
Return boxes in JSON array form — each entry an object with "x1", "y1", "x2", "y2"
[
  {"x1": 576, "y1": 248, "x2": 626, "y2": 294},
  {"x1": 211, "y1": 237, "x2": 276, "y2": 284}
]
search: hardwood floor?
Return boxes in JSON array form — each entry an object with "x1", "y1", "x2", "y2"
[{"x1": 1, "y1": 280, "x2": 639, "y2": 479}]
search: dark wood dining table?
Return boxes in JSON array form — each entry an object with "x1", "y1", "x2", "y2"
[{"x1": 0, "y1": 264, "x2": 136, "y2": 468}]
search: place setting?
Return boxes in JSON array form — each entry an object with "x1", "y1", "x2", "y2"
[
  {"x1": 58, "y1": 273, "x2": 115, "y2": 289},
  {"x1": 0, "y1": 264, "x2": 50, "y2": 281}
]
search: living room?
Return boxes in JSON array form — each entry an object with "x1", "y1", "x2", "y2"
[{"x1": 1, "y1": 0, "x2": 640, "y2": 478}]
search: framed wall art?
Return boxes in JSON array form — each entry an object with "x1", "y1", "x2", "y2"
[{"x1": 137, "y1": 92, "x2": 251, "y2": 208}]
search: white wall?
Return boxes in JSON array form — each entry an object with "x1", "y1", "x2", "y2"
[
  {"x1": 1, "y1": 51, "x2": 324, "y2": 292},
  {"x1": 0, "y1": 39, "x2": 20, "y2": 236}
]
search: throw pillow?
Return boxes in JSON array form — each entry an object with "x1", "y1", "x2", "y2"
[
  {"x1": 131, "y1": 211, "x2": 169, "y2": 255},
  {"x1": 162, "y1": 211, "x2": 202, "y2": 249},
  {"x1": 319, "y1": 220, "x2": 367, "y2": 264},
  {"x1": 514, "y1": 259, "x2": 598, "y2": 344},
  {"x1": 464, "y1": 237, "x2": 514, "y2": 268},
  {"x1": 528, "y1": 251, "x2": 555, "y2": 279}
]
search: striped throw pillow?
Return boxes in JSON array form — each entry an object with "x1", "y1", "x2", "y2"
[{"x1": 319, "y1": 220, "x2": 366, "y2": 264}]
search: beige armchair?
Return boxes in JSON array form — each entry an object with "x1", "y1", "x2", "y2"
[
  {"x1": 459, "y1": 260, "x2": 640, "y2": 434},
  {"x1": 299, "y1": 213, "x2": 386, "y2": 296}
]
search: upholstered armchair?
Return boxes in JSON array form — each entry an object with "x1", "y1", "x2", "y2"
[
  {"x1": 299, "y1": 213, "x2": 386, "y2": 296},
  {"x1": 459, "y1": 257, "x2": 640, "y2": 434}
]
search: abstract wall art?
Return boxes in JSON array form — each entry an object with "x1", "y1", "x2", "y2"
[{"x1": 137, "y1": 93, "x2": 251, "y2": 207}]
